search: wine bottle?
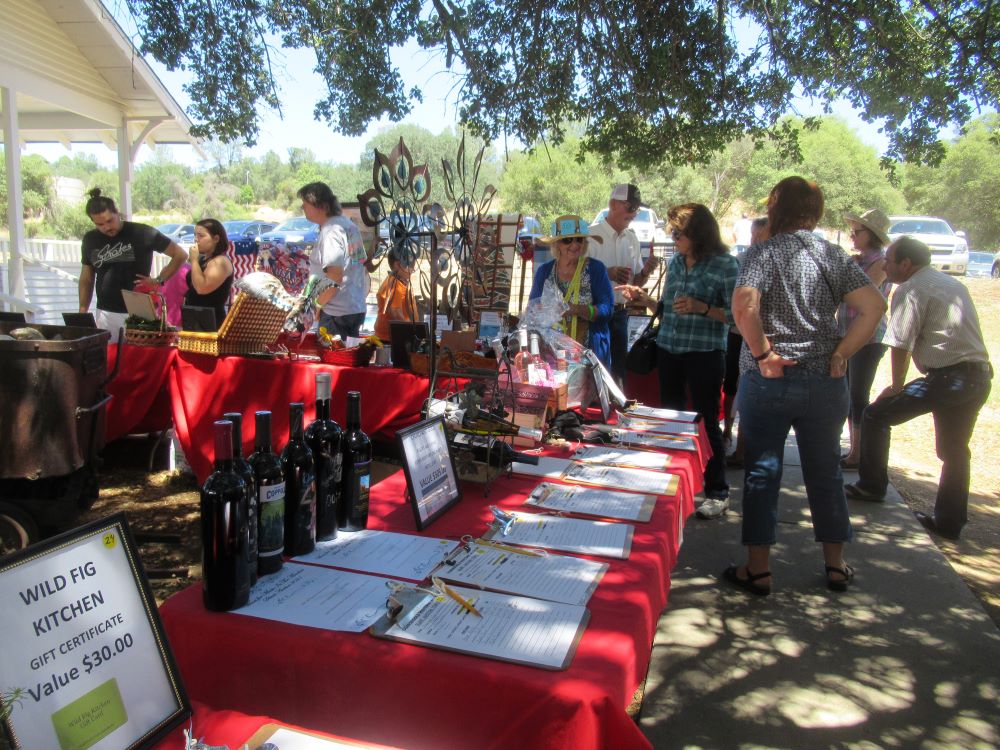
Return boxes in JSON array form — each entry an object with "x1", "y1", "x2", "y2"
[
  {"x1": 305, "y1": 372, "x2": 343, "y2": 541},
  {"x1": 527, "y1": 332, "x2": 553, "y2": 386},
  {"x1": 512, "y1": 328, "x2": 531, "y2": 381},
  {"x1": 339, "y1": 391, "x2": 372, "y2": 531},
  {"x1": 281, "y1": 402, "x2": 316, "y2": 555},
  {"x1": 223, "y1": 411, "x2": 258, "y2": 586},
  {"x1": 201, "y1": 420, "x2": 251, "y2": 611},
  {"x1": 467, "y1": 439, "x2": 540, "y2": 468},
  {"x1": 248, "y1": 411, "x2": 284, "y2": 575}
]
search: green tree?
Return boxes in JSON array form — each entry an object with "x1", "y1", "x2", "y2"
[
  {"x1": 122, "y1": 0, "x2": 997, "y2": 168},
  {"x1": 901, "y1": 114, "x2": 1000, "y2": 248},
  {"x1": 738, "y1": 117, "x2": 905, "y2": 225},
  {"x1": 133, "y1": 151, "x2": 192, "y2": 211}
]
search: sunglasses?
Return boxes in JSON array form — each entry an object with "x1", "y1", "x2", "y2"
[
  {"x1": 850, "y1": 228, "x2": 869, "y2": 238},
  {"x1": 671, "y1": 229, "x2": 685, "y2": 241},
  {"x1": 559, "y1": 237, "x2": 584, "y2": 245}
]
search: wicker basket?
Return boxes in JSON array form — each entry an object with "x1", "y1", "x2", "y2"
[
  {"x1": 320, "y1": 344, "x2": 375, "y2": 367},
  {"x1": 124, "y1": 292, "x2": 178, "y2": 347},
  {"x1": 177, "y1": 292, "x2": 288, "y2": 356}
]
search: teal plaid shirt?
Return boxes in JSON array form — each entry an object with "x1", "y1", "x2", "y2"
[{"x1": 656, "y1": 252, "x2": 740, "y2": 353}]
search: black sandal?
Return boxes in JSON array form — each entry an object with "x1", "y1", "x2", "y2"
[
  {"x1": 723, "y1": 565, "x2": 771, "y2": 596},
  {"x1": 826, "y1": 564, "x2": 855, "y2": 592}
]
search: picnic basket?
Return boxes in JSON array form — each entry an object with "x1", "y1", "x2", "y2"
[
  {"x1": 177, "y1": 291, "x2": 288, "y2": 356},
  {"x1": 124, "y1": 292, "x2": 178, "y2": 347}
]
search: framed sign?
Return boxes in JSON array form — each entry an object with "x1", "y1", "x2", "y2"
[
  {"x1": 396, "y1": 417, "x2": 462, "y2": 530},
  {"x1": 0, "y1": 514, "x2": 189, "y2": 750},
  {"x1": 626, "y1": 315, "x2": 651, "y2": 351}
]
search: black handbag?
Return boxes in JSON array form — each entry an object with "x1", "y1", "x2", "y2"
[{"x1": 625, "y1": 303, "x2": 662, "y2": 374}]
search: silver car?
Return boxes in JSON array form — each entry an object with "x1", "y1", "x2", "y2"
[{"x1": 887, "y1": 216, "x2": 969, "y2": 275}]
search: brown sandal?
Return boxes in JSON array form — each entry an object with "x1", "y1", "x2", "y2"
[
  {"x1": 826, "y1": 564, "x2": 855, "y2": 592},
  {"x1": 723, "y1": 565, "x2": 771, "y2": 596}
]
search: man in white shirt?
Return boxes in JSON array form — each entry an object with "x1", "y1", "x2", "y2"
[
  {"x1": 299, "y1": 182, "x2": 371, "y2": 338},
  {"x1": 588, "y1": 183, "x2": 657, "y2": 383},
  {"x1": 845, "y1": 237, "x2": 992, "y2": 540}
]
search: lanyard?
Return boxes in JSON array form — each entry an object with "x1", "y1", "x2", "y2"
[{"x1": 559, "y1": 258, "x2": 585, "y2": 340}]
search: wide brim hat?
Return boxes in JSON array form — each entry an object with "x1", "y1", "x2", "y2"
[
  {"x1": 541, "y1": 215, "x2": 602, "y2": 245},
  {"x1": 844, "y1": 208, "x2": 891, "y2": 246}
]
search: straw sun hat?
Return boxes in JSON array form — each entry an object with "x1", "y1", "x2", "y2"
[
  {"x1": 541, "y1": 215, "x2": 603, "y2": 246},
  {"x1": 843, "y1": 208, "x2": 891, "y2": 246}
]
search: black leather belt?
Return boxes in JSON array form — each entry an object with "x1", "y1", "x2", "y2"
[{"x1": 928, "y1": 360, "x2": 993, "y2": 377}]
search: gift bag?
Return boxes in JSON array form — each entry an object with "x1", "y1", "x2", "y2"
[{"x1": 625, "y1": 303, "x2": 662, "y2": 374}]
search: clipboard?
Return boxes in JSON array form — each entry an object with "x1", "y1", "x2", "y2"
[
  {"x1": 121, "y1": 289, "x2": 158, "y2": 321},
  {"x1": 481, "y1": 512, "x2": 636, "y2": 560},
  {"x1": 369, "y1": 583, "x2": 590, "y2": 671},
  {"x1": 560, "y1": 461, "x2": 681, "y2": 496},
  {"x1": 525, "y1": 482, "x2": 657, "y2": 523}
]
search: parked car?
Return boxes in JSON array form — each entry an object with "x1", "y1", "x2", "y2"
[
  {"x1": 593, "y1": 207, "x2": 672, "y2": 253},
  {"x1": 156, "y1": 223, "x2": 195, "y2": 244},
  {"x1": 223, "y1": 220, "x2": 277, "y2": 255},
  {"x1": 258, "y1": 217, "x2": 319, "y2": 294},
  {"x1": 965, "y1": 251, "x2": 996, "y2": 278},
  {"x1": 887, "y1": 216, "x2": 969, "y2": 275}
]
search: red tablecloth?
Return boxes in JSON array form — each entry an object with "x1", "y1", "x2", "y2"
[
  {"x1": 105, "y1": 344, "x2": 176, "y2": 442},
  {"x1": 152, "y1": 700, "x2": 401, "y2": 749},
  {"x1": 158, "y1": 440, "x2": 702, "y2": 750},
  {"x1": 169, "y1": 352, "x2": 430, "y2": 483}
]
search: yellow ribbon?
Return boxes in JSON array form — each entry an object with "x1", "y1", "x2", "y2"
[{"x1": 560, "y1": 257, "x2": 585, "y2": 340}]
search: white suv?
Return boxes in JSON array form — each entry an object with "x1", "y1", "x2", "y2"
[
  {"x1": 593, "y1": 207, "x2": 671, "y2": 252},
  {"x1": 887, "y1": 216, "x2": 969, "y2": 275}
]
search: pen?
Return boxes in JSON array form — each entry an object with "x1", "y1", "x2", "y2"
[
  {"x1": 475, "y1": 538, "x2": 545, "y2": 557},
  {"x1": 433, "y1": 576, "x2": 483, "y2": 618}
]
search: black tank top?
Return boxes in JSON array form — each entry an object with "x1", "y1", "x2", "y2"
[{"x1": 184, "y1": 257, "x2": 234, "y2": 331}]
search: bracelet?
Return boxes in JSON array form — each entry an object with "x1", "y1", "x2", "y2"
[
  {"x1": 754, "y1": 348, "x2": 773, "y2": 361},
  {"x1": 700, "y1": 303, "x2": 710, "y2": 316},
  {"x1": 588, "y1": 304, "x2": 596, "y2": 321}
]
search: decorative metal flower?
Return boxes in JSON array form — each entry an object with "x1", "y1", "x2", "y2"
[
  {"x1": 356, "y1": 138, "x2": 432, "y2": 268},
  {"x1": 441, "y1": 134, "x2": 496, "y2": 267}
]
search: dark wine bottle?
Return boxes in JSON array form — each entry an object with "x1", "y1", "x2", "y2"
[
  {"x1": 470, "y1": 439, "x2": 540, "y2": 468},
  {"x1": 305, "y1": 372, "x2": 343, "y2": 541},
  {"x1": 281, "y1": 402, "x2": 316, "y2": 555},
  {"x1": 223, "y1": 411, "x2": 258, "y2": 585},
  {"x1": 248, "y1": 410, "x2": 284, "y2": 575},
  {"x1": 201, "y1": 420, "x2": 251, "y2": 611},
  {"x1": 339, "y1": 391, "x2": 372, "y2": 531}
]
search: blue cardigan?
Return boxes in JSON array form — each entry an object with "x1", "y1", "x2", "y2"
[{"x1": 528, "y1": 257, "x2": 614, "y2": 369}]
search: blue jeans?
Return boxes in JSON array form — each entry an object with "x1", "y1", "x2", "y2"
[
  {"x1": 847, "y1": 342, "x2": 887, "y2": 426},
  {"x1": 857, "y1": 362, "x2": 992, "y2": 536},
  {"x1": 319, "y1": 311, "x2": 365, "y2": 340},
  {"x1": 737, "y1": 368, "x2": 852, "y2": 545}
]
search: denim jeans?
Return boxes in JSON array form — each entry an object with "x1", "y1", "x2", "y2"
[
  {"x1": 319, "y1": 311, "x2": 365, "y2": 340},
  {"x1": 608, "y1": 307, "x2": 629, "y2": 385},
  {"x1": 857, "y1": 363, "x2": 992, "y2": 536},
  {"x1": 658, "y1": 348, "x2": 728, "y2": 496},
  {"x1": 847, "y1": 342, "x2": 887, "y2": 427},
  {"x1": 737, "y1": 368, "x2": 852, "y2": 545}
]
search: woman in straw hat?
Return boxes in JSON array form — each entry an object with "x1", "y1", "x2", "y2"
[
  {"x1": 839, "y1": 208, "x2": 892, "y2": 469},
  {"x1": 528, "y1": 215, "x2": 614, "y2": 368}
]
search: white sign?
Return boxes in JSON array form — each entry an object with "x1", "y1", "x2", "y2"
[{"x1": 0, "y1": 515, "x2": 188, "y2": 750}]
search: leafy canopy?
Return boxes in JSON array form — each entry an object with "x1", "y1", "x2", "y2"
[{"x1": 122, "y1": 0, "x2": 998, "y2": 168}]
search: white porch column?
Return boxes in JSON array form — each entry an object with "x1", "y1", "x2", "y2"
[
  {"x1": 117, "y1": 119, "x2": 133, "y2": 219},
  {"x1": 1, "y1": 86, "x2": 26, "y2": 302}
]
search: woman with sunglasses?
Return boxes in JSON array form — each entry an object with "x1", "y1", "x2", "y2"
[
  {"x1": 619, "y1": 203, "x2": 739, "y2": 516},
  {"x1": 528, "y1": 215, "x2": 615, "y2": 368},
  {"x1": 838, "y1": 209, "x2": 892, "y2": 469}
]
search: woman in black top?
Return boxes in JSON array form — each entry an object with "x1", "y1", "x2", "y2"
[{"x1": 184, "y1": 218, "x2": 234, "y2": 330}]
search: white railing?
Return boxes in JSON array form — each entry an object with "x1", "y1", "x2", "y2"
[{"x1": 1, "y1": 239, "x2": 167, "y2": 324}]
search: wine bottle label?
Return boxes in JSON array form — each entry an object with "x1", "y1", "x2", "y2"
[
  {"x1": 354, "y1": 462, "x2": 371, "y2": 518},
  {"x1": 258, "y1": 482, "x2": 285, "y2": 557},
  {"x1": 299, "y1": 471, "x2": 317, "y2": 543},
  {"x1": 331, "y1": 452, "x2": 343, "y2": 484}
]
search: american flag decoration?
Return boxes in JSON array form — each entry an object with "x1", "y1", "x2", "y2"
[{"x1": 227, "y1": 239, "x2": 257, "y2": 305}]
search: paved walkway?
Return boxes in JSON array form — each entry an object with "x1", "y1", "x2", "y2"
[{"x1": 640, "y1": 436, "x2": 1000, "y2": 749}]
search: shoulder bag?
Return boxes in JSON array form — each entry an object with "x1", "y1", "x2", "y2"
[{"x1": 625, "y1": 302, "x2": 663, "y2": 374}]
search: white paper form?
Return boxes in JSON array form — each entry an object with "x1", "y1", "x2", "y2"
[
  {"x1": 511, "y1": 455, "x2": 573, "y2": 478},
  {"x1": 294, "y1": 530, "x2": 458, "y2": 581},
  {"x1": 233, "y1": 564, "x2": 396, "y2": 632},
  {"x1": 624, "y1": 405, "x2": 699, "y2": 422},
  {"x1": 435, "y1": 541, "x2": 607, "y2": 605},
  {"x1": 526, "y1": 482, "x2": 656, "y2": 522},
  {"x1": 483, "y1": 510, "x2": 634, "y2": 559},
  {"x1": 370, "y1": 585, "x2": 590, "y2": 670},
  {"x1": 261, "y1": 727, "x2": 386, "y2": 749},
  {"x1": 562, "y1": 461, "x2": 680, "y2": 496},
  {"x1": 571, "y1": 444, "x2": 671, "y2": 471},
  {"x1": 617, "y1": 415, "x2": 700, "y2": 436},
  {"x1": 614, "y1": 430, "x2": 699, "y2": 453}
]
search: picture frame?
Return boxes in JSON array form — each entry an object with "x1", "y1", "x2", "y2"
[
  {"x1": 626, "y1": 314, "x2": 651, "y2": 351},
  {"x1": 396, "y1": 417, "x2": 462, "y2": 531},
  {"x1": 0, "y1": 513, "x2": 190, "y2": 750}
]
